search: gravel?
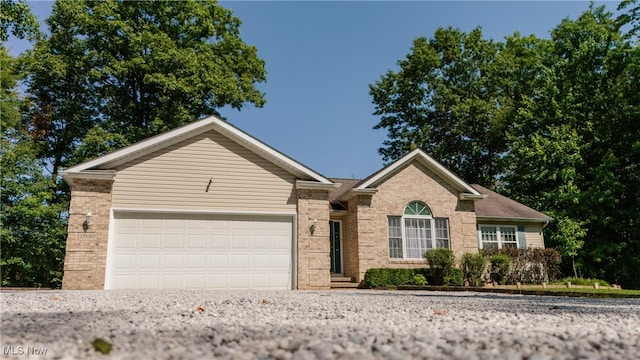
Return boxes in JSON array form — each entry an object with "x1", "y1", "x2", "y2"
[{"x1": 1, "y1": 289, "x2": 639, "y2": 359}]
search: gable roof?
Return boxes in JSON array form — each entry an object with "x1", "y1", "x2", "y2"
[
  {"x1": 61, "y1": 115, "x2": 333, "y2": 185},
  {"x1": 472, "y1": 184, "x2": 552, "y2": 223},
  {"x1": 352, "y1": 149, "x2": 484, "y2": 200}
]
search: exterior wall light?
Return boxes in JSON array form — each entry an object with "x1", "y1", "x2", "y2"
[
  {"x1": 310, "y1": 218, "x2": 318, "y2": 235},
  {"x1": 86, "y1": 213, "x2": 93, "y2": 227}
]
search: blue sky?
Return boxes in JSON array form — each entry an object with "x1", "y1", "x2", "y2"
[{"x1": 7, "y1": 1, "x2": 614, "y2": 181}]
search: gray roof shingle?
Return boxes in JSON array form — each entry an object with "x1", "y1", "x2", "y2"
[{"x1": 471, "y1": 184, "x2": 551, "y2": 222}]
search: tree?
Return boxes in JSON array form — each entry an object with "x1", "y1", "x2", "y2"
[
  {"x1": 504, "y1": 5, "x2": 640, "y2": 288},
  {"x1": 369, "y1": 27, "x2": 506, "y2": 186},
  {"x1": 25, "y1": 0, "x2": 267, "y2": 177},
  {"x1": 1, "y1": 46, "x2": 66, "y2": 288},
  {"x1": 0, "y1": 0, "x2": 41, "y2": 42}
]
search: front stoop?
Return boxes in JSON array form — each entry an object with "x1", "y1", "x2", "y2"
[{"x1": 330, "y1": 276, "x2": 359, "y2": 289}]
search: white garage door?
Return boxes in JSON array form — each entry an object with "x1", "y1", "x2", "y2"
[{"x1": 107, "y1": 213, "x2": 293, "y2": 290}]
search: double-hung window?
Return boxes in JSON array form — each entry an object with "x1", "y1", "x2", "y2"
[
  {"x1": 388, "y1": 201, "x2": 450, "y2": 259},
  {"x1": 479, "y1": 226, "x2": 518, "y2": 250}
]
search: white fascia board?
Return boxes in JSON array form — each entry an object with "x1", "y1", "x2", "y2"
[
  {"x1": 357, "y1": 149, "x2": 482, "y2": 197},
  {"x1": 459, "y1": 193, "x2": 487, "y2": 201},
  {"x1": 337, "y1": 188, "x2": 378, "y2": 202},
  {"x1": 60, "y1": 170, "x2": 116, "y2": 182},
  {"x1": 61, "y1": 115, "x2": 333, "y2": 185},
  {"x1": 296, "y1": 180, "x2": 340, "y2": 190},
  {"x1": 64, "y1": 116, "x2": 221, "y2": 173}
]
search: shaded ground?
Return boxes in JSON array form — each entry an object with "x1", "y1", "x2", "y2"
[{"x1": 1, "y1": 289, "x2": 639, "y2": 359}]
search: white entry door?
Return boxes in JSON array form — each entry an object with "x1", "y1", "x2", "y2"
[{"x1": 107, "y1": 212, "x2": 293, "y2": 290}]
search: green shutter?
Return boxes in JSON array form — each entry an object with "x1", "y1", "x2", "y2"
[{"x1": 517, "y1": 226, "x2": 526, "y2": 249}]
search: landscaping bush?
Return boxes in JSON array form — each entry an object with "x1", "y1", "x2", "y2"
[
  {"x1": 490, "y1": 254, "x2": 510, "y2": 284},
  {"x1": 460, "y1": 253, "x2": 487, "y2": 287},
  {"x1": 411, "y1": 274, "x2": 427, "y2": 286},
  {"x1": 364, "y1": 268, "x2": 429, "y2": 288},
  {"x1": 482, "y1": 248, "x2": 561, "y2": 284},
  {"x1": 445, "y1": 268, "x2": 464, "y2": 286},
  {"x1": 424, "y1": 249, "x2": 455, "y2": 285}
]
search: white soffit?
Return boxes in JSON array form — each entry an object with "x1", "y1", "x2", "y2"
[{"x1": 61, "y1": 115, "x2": 333, "y2": 185}]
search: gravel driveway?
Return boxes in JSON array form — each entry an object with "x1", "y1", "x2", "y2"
[{"x1": 1, "y1": 289, "x2": 639, "y2": 359}]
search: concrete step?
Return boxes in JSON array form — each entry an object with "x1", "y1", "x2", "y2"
[
  {"x1": 330, "y1": 276, "x2": 353, "y2": 283},
  {"x1": 330, "y1": 281, "x2": 360, "y2": 289}
]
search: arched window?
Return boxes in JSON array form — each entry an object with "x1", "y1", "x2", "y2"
[
  {"x1": 404, "y1": 201, "x2": 431, "y2": 216},
  {"x1": 388, "y1": 201, "x2": 449, "y2": 259}
]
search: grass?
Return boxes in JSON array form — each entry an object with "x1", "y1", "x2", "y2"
[{"x1": 396, "y1": 285, "x2": 640, "y2": 298}]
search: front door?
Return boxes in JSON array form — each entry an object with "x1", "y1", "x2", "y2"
[{"x1": 329, "y1": 220, "x2": 342, "y2": 274}]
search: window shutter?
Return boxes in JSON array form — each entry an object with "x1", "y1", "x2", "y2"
[{"x1": 517, "y1": 226, "x2": 526, "y2": 248}]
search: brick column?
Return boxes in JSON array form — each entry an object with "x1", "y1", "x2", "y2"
[
  {"x1": 296, "y1": 184, "x2": 332, "y2": 290},
  {"x1": 62, "y1": 178, "x2": 113, "y2": 290}
]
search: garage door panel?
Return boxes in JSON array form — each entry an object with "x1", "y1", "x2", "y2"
[
  {"x1": 209, "y1": 254, "x2": 228, "y2": 268},
  {"x1": 109, "y1": 213, "x2": 293, "y2": 290},
  {"x1": 229, "y1": 274, "x2": 249, "y2": 289},
  {"x1": 186, "y1": 254, "x2": 206, "y2": 269},
  {"x1": 230, "y1": 254, "x2": 249, "y2": 268},
  {"x1": 187, "y1": 234, "x2": 206, "y2": 248},
  {"x1": 141, "y1": 218, "x2": 162, "y2": 229},
  {"x1": 139, "y1": 274, "x2": 160, "y2": 288},
  {"x1": 231, "y1": 234, "x2": 250, "y2": 249},
  {"x1": 141, "y1": 234, "x2": 161, "y2": 249},
  {"x1": 252, "y1": 254, "x2": 271, "y2": 268},
  {"x1": 207, "y1": 274, "x2": 227, "y2": 288},
  {"x1": 139, "y1": 254, "x2": 160, "y2": 269},
  {"x1": 210, "y1": 235, "x2": 229, "y2": 249},
  {"x1": 163, "y1": 254, "x2": 183, "y2": 269},
  {"x1": 165, "y1": 234, "x2": 184, "y2": 248}
]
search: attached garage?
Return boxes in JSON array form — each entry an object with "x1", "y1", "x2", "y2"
[
  {"x1": 107, "y1": 212, "x2": 294, "y2": 290},
  {"x1": 61, "y1": 116, "x2": 336, "y2": 291}
]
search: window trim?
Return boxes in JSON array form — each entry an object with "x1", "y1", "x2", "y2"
[
  {"x1": 388, "y1": 202, "x2": 450, "y2": 260},
  {"x1": 478, "y1": 225, "x2": 519, "y2": 250}
]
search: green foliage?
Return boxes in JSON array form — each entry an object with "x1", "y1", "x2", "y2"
[
  {"x1": 369, "y1": 27, "x2": 506, "y2": 185},
  {"x1": 445, "y1": 268, "x2": 464, "y2": 286},
  {"x1": 484, "y1": 248, "x2": 561, "y2": 284},
  {"x1": 424, "y1": 249, "x2": 456, "y2": 285},
  {"x1": 489, "y1": 254, "x2": 510, "y2": 285},
  {"x1": 0, "y1": 0, "x2": 42, "y2": 42},
  {"x1": 460, "y1": 253, "x2": 487, "y2": 287},
  {"x1": 1, "y1": 48, "x2": 67, "y2": 288},
  {"x1": 364, "y1": 268, "x2": 425, "y2": 288},
  {"x1": 412, "y1": 274, "x2": 427, "y2": 286}
]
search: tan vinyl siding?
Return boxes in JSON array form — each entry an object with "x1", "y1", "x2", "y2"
[
  {"x1": 524, "y1": 224, "x2": 545, "y2": 249},
  {"x1": 112, "y1": 130, "x2": 297, "y2": 211}
]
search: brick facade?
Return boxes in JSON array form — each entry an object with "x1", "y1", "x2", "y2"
[
  {"x1": 341, "y1": 162, "x2": 478, "y2": 282},
  {"x1": 62, "y1": 178, "x2": 113, "y2": 290},
  {"x1": 296, "y1": 188, "x2": 332, "y2": 290}
]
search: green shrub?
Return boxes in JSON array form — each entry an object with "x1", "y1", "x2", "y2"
[
  {"x1": 490, "y1": 254, "x2": 511, "y2": 284},
  {"x1": 364, "y1": 268, "x2": 430, "y2": 288},
  {"x1": 424, "y1": 249, "x2": 456, "y2": 285},
  {"x1": 482, "y1": 248, "x2": 561, "y2": 284},
  {"x1": 445, "y1": 268, "x2": 464, "y2": 286},
  {"x1": 460, "y1": 253, "x2": 487, "y2": 287},
  {"x1": 411, "y1": 274, "x2": 427, "y2": 286}
]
